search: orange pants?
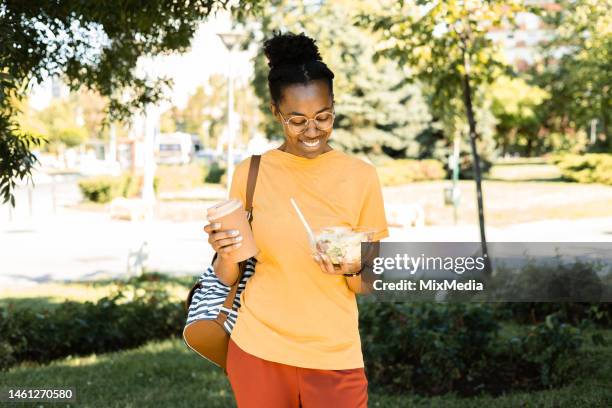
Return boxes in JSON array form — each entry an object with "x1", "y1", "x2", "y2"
[{"x1": 226, "y1": 338, "x2": 368, "y2": 408}]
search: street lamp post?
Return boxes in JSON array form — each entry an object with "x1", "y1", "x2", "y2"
[{"x1": 217, "y1": 31, "x2": 243, "y2": 195}]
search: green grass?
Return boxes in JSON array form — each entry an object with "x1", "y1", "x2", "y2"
[
  {"x1": 2, "y1": 277, "x2": 611, "y2": 406},
  {"x1": 381, "y1": 179, "x2": 612, "y2": 226},
  {"x1": 1, "y1": 329, "x2": 611, "y2": 407},
  {"x1": 0, "y1": 273, "x2": 195, "y2": 312}
]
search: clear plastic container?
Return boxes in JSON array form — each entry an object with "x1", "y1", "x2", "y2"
[{"x1": 314, "y1": 226, "x2": 376, "y2": 264}]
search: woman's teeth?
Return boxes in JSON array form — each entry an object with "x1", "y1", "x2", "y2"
[{"x1": 302, "y1": 139, "x2": 320, "y2": 147}]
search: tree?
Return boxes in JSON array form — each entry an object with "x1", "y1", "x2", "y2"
[
  {"x1": 244, "y1": 0, "x2": 433, "y2": 159},
  {"x1": 0, "y1": 0, "x2": 262, "y2": 205},
  {"x1": 488, "y1": 76, "x2": 549, "y2": 156},
  {"x1": 160, "y1": 74, "x2": 261, "y2": 149},
  {"x1": 17, "y1": 98, "x2": 89, "y2": 152},
  {"x1": 359, "y1": 0, "x2": 524, "y2": 274},
  {"x1": 535, "y1": 0, "x2": 612, "y2": 152}
]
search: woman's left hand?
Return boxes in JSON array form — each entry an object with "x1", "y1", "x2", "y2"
[{"x1": 313, "y1": 252, "x2": 361, "y2": 276}]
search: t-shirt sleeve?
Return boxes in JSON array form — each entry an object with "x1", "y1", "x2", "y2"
[
  {"x1": 358, "y1": 166, "x2": 389, "y2": 242},
  {"x1": 228, "y1": 157, "x2": 250, "y2": 208}
]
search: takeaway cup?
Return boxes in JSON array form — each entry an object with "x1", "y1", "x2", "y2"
[{"x1": 206, "y1": 198, "x2": 258, "y2": 263}]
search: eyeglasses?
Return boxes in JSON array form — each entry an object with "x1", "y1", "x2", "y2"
[{"x1": 278, "y1": 110, "x2": 335, "y2": 133}]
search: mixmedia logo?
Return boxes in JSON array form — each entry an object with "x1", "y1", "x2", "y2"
[{"x1": 372, "y1": 278, "x2": 484, "y2": 292}]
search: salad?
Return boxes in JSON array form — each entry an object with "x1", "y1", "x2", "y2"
[{"x1": 315, "y1": 227, "x2": 374, "y2": 264}]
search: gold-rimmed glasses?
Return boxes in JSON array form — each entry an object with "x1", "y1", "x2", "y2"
[{"x1": 278, "y1": 110, "x2": 335, "y2": 134}]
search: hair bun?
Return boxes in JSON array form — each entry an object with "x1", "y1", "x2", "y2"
[{"x1": 263, "y1": 32, "x2": 322, "y2": 69}]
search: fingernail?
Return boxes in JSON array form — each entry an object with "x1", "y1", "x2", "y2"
[
  {"x1": 235, "y1": 242, "x2": 242, "y2": 248},
  {"x1": 235, "y1": 236, "x2": 243, "y2": 242},
  {"x1": 230, "y1": 230, "x2": 239, "y2": 236}
]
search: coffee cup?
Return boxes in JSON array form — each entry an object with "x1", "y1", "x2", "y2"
[{"x1": 207, "y1": 199, "x2": 258, "y2": 263}]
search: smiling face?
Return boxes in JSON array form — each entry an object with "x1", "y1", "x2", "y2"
[{"x1": 270, "y1": 79, "x2": 334, "y2": 159}]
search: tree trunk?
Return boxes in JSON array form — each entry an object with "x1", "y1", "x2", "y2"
[{"x1": 461, "y1": 53, "x2": 492, "y2": 276}]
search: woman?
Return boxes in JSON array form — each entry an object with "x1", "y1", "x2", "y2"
[{"x1": 203, "y1": 32, "x2": 388, "y2": 408}]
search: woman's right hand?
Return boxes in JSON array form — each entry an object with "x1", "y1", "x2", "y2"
[{"x1": 203, "y1": 222, "x2": 243, "y2": 259}]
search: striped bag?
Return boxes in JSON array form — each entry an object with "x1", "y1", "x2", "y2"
[
  {"x1": 185, "y1": 257, "x2": 256, "y2": 333},
  {"x1": 182, "y1": 155, "x2": 260, "y2": 371}
]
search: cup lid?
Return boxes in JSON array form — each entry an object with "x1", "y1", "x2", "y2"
[{"x1": 207, "y1": 198, "x2": 243, "y2": 221}]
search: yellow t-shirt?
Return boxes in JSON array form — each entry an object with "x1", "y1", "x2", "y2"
[{"x1": 228, "y1": 148, "x2": 389, "y2": 370}]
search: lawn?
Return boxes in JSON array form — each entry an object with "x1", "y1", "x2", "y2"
[
  {"x1": 0, "y1": 274, "x2": 193, "y2": 312},
  {"x1": 1, "y1": 276, "x2": 611, "y2": 407},
  {"x1": 383, "y1": 179, "x2": 612, "y2": 227},
  {"x1": 1, "y1": 328, "x2": 610, "y2": 408}
]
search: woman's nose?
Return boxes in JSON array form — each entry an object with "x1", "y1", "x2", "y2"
[{"x1": 304, "y1": 120, "x2": 319, "y2": 137}]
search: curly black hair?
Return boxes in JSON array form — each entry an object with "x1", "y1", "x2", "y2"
[{"x1": 263, "y1": 32, "x2": 335, "y2": 105}]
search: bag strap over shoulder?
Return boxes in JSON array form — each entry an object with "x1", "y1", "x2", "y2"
[
  {"x1": 215, "y1": 155, "x2": 261, "y2": 326},
  {"x1": 245, "y1": 154, "x2": 260, "y2": 222}
]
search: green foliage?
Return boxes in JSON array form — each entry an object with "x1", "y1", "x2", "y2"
[
  {"x1": 376, "y1": 159, "x2": 446, "y2": 186},
  {"x1": 0, "y1": 284, "x2": 184, "y2": 371},
  {"x1": 58, "y1": 127, "x2": 88, "y2": 148},
  {"x1": 78, "y1": 172, "x2": 160, "y2": 203},
  {"x1": 0, "y1": 0, "x2": 262, "y2": 206},
  {"x1": 204, "y1": 162, "x2": 226, "y2": 184},
  {"x1": 357, "y1": 1, "x2": 520, "y2": 134},
  {"x1": 160, "y1": 76, "x2": 261, "y2": 150},
  {"x1": 17, "y1": 98, "x2": 90, "y2": 150},
  {"x1": 245, "y1": 0, "x2": 433, "y2": 157},
  {"x1": 535, "y1": 0, "x2": 612, "y2": 152},
  {"x1": 496, "y1": 303, "x2": 612, "y2": 328},
  {"x1": 0, "y1": 115, "x2": 45, "y2": 206},
  {"x1": 356, "y1": 1, "x2": 520, "y2": 179},
  {"x1": 78, "y1": 176, "x2": 123, "y2": 203},
  {"x1": 485, "y1": 258, "x2": 612, "y2": 328},
  {"x1": 359, "y1": 301, "x2": 584, "y2": 396},
  {"x1": 488, "y1": 76, "x2": 549, "y2": 156},
  {"x1": 551, "y1": 153, "x2": 612, "y2": 185},
  {"x1": 0, "y1": 273, "x2": 599, "y2": 399}
]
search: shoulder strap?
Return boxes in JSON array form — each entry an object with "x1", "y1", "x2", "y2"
[
  {"x1": 245, "y1": 155, "x2": 261, "y2": 220},
  {"x1": 216, "y1": 155, "x2": 261, "y2": 325}
]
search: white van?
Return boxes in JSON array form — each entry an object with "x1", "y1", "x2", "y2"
[{"x1": 156, "y1": 132, "x2": 193, "y2": 165}]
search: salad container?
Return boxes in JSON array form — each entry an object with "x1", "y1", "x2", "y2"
[{"x1": 314, "y1": 226, "x2": 376, "y2": 265}]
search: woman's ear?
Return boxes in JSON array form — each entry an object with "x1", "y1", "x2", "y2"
[{"x1": 270, "y1": 103, "x2": 281, "y2": 124}]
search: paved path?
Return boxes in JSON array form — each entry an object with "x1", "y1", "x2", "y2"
[
  {"x1": 1, "y1": 174, "x2": 611, "y2": 287},
  {"x1": 2, "y1": 205, "x2": 611, "y2": 288}
]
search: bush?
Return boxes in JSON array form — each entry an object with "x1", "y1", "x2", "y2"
[
  {"x1": 359, "y1": 301, "x2": 584, "y2": 396},
  {"x1": 376, "y1": 159, "x2": 446, "y2": 186},
  {"x1": 0, "y1": 341, "x2": 17, "y2": 371},
  {"x1": 57, "y1": 127, "x2": 88, "y2": 148},
  {"x1": 78, "y1": 176, "x2": 122, "y2": 203},
  {"x1": 550, "y1": 153, "x2": 612, "y2": 185},
  {"x1": 484, "y1": 258, "x2": 612, "y2": 327},
  {"x1": 0, "y1": 284, "x2": 184, "y2": 370},
  {"x1": 155, "y1": 164, "x2": 207, "y2": 193},
  {"x1": 78, "y1": 173, "x2": 159, "y2": 203},
  {"x1": 205, "y1": 161, "x2": 226, "y2": 184},
  {"x1": 0, "y1": 274, "x2": 592, "y2": 398},
  {"x1": 494, "y1": 303, "x2": 612, "y2": 328}
]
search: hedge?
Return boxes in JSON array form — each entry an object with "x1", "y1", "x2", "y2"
[
  {"x1": 78, "y1": 173, "x2": 159, "y2": 203},
  {"x1": 0, "y1": 285, "x2": 183, "y2": 371},
  {"x1": 376, "y1": 159, "x2": 446, "y2": 187},
  {"x1": 359, "y1": 302, "x2": 584, "y2": 396},
  {"x1": 550, "y1": 153, "x2": 612, "y2": 185},
  {"x1": 0, "y1": 285, "x2": 589, "y2": 398}
]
